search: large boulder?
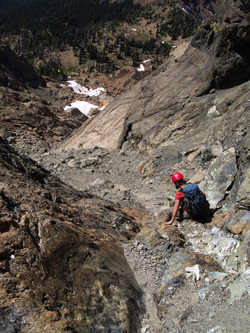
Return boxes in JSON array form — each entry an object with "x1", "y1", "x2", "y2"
[{"x1": 0, "y1": 137, "x2": 145, "y2": 332}]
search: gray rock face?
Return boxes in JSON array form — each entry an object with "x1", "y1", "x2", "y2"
[{"x1": 202, "y1": 148, "x2": 238, "y2": 209}]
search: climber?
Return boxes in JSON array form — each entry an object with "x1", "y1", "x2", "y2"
[{"x1": 164, "y1": 172, "x2": 210, "y2": 225}]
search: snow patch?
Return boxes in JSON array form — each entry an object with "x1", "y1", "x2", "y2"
[
  {"x1": 137, "y1": 64, "x2": 145, "y2": 72},
  {"x1": 63, "y1": 80, "x2": 105, "y2": 117},
  {"x1": 66, "y1": 80, "x2": 104, "y2": 96},
  {"x1": 64, "y1": 101, "x2": 97, "y2": 117}
]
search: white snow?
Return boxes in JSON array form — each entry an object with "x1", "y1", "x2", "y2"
[
  {"x1": 64, "y1": 101, "x2": 97, "y2": 116},
  {"x1": 132, "y1": 28, "x2": 137, "y2": 31},
  {"x1": 143, "y1": 59, "x2": 152, "y2": 63},
  {"x1": 63, "y1": 80, "x2": 105, "y2": 117},
  {"x1": 137, "y1": 64, "x2": 145, "y2": 72},
  {"x1": 67, "y1": 80, "x2": 104, "y2": 96}
]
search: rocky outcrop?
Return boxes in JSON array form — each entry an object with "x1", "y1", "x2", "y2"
[
  {"x1": 192, "y1": 0, "x2": 250, "y2": 89},
  {"x1": 0, "y1": 137, "x2": 148, "y2": 332},
  {"x1": 0, "y1": 45, "x2": 46, "y2": 90}
]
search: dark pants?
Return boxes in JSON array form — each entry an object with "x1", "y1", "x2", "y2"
[{"x1": 164, "y1": 207, "x2": 190, "y2": 223}]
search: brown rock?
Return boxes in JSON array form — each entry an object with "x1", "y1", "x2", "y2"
[
  {"x1": 159, "y1": 225, "x2": 186, "y2": 247},
  {"x1": 227, "y1": 221, "x2": 247, "y2": 234},
  {"x1": 64, "y1": 107, "x2": 82, "y2": 116},
  {"x1": 210, "y1": 210, "x2": 231, "y2": 229},
  {"x1": 183, "y1": 250, "x2": 224, "y2": 272},
  {"x1": 88, "y1": 107, "x2": 100, "y2": 117},
  {"x1": 156, "y1": 209, "x2": 168, "y2": 224},
  {"x1": 0, "y1": 138, "x2": 144, "y2": 332},
  {"x1": 59, "y1": 43, "x2": 213, "y2": 151},
  {"x1": 24, "y1": 101, "x2": 54, "y2": 117},
  {"x1": 134, "y1": 225, "x2": 163, "y2": 248}
]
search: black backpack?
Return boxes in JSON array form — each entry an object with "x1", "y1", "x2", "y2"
[{"x1": 180, "y1": 183, "x2": 210, "y2": 219}]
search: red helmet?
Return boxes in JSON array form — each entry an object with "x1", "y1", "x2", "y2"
[{"x1": 172, "y1": 172, "x2": 183, "y2": 183}]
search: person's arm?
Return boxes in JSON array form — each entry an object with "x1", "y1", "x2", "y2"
[{"x1": 164, "y1": 199, "x2": 180, "y2": 225}]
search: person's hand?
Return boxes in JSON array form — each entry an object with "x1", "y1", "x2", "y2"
[{"x1": 164, "y1": 220, "x2": 172, "y2": 225}]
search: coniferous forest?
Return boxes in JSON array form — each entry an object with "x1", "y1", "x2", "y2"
[{"x1": 0, "y1": 0, "x2": 200, "y2": 80}]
